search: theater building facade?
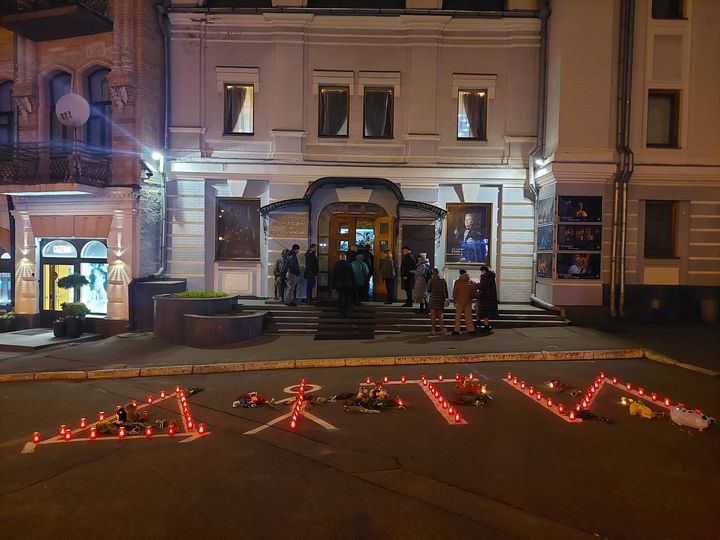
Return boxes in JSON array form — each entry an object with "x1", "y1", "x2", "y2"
[{"x1": 165, "y1": 3, "x2": 541, "y2": 303}]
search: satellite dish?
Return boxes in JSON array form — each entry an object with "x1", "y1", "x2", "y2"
[{"x1": 55, "y1": 93, "x2": 90, "y2": 127}]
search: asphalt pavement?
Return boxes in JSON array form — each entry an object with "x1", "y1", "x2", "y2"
[{"x1": 1, "y1": 359, "x2": 719, "y2": 540}]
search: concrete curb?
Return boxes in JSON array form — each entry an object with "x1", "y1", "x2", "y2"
[{"x1": 0, "y1": 347, "x2": 716, "y2": 383}]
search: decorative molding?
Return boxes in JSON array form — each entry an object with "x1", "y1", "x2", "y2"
[
  {"x1": 109, "y1": 85, "x2": 130, "y2": 111},
  {"x1": 14, "y1": 96, "x2": 33, "y2": 119},
  {"x1": 452, "y1": 73, "x2": 497, "y2": 99},
  {"x1": 358, "y1": 71, "x2": 401, "y2": 97},
  {"x1": 170, "y1": 126, "x2": 207, "y2": 134},
  {"x1": 312, "y1": 70, "x2": 354, "y2": 95},
  {"x1": 216, "y1": 66, "x2": 260, "y2": 92}
]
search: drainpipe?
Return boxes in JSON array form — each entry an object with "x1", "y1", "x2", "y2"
[
  {"x1": 611, "y1": 0, "x2": 635, "y2": 318},
  {"x1": 529, "y1": 0, "x2": 550, "y2": 297}
]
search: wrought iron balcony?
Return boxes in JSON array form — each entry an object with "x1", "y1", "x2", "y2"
[
  {"x1": 0, "y1": 1, "x2": 112, "y2": 41},
  {"x1": 0, "y1": 142, "x2": 111, "y2": 188}
]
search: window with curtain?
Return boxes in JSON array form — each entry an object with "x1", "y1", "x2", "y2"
[
  {"x1": 0, "y1": 81, "x2": 13, "y2": 145},
  {"x1": 647, "y1": 90, "x2": 679, "y2": 148},
  {"x1": 644, "y1": 201, "x2": 676, "y2": 258},
  {"x1": 318, "y1": 86, "x2": 349, "y2": 137},
  {"x1": 363, "y1": 88, "x2": 393, "y2": 139},
  {"x1": 49, "y1": 72, "x2": 72, "y2": 145},
  {"x1": 457, "y1": 89, "x2": 487, "y2": 140},
  {"x1": 87, "y1": 68, "x2": 112, "y2": 151},
  {"x1": 224, "y1": 84, "x2": 254, "y2": 134}
]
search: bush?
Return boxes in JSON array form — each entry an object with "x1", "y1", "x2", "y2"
[
  {"x1": 171, "y1": 291, "x2": 228, "y2": 299},
  {"x1": 61, "y1": 302, "x2": 91, "y2": 319},
  {"x1": 57, "y1": 273, "x2": 89, "y2": 290}
]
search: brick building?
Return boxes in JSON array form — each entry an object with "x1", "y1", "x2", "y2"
[{"x1": 0, "y1": 0, "x2": 165, "y2": 332}]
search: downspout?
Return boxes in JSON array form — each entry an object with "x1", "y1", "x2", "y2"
[
  {"x1": 611, "y1": 0, "x2": 635, "y2": 317},
  {"x1": 529, "y1": 0, "x2": 550, "y2": 298}
]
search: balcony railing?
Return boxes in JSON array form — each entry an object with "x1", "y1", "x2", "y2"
[
  {"x1": 0, "y1": 142, "x2": 111, "y2": 188},
  {"x1": 0, "y1": 1, "x2": 112, "y2": 41}
]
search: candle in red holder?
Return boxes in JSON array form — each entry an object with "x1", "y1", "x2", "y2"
[
  {"x1": 198, "y1": 424, "x2": 206, "y2": 434},
  {"x1": 160, "y1": 390, "x2": 166, "y2": 399},
  {"x1": 79, "y1": 418, "x2": 87, "y2": 429},
  {"x1": 59, "y1": 425, "x2": 67, "y2": 435},
  {"x1": 118, "y1": 427, "x2": 126, "y2": 438},
  {"x1": 438, "y1": 374, "x2": 443, "y2": 381},
  {"x1": 32, "y1": 432, "x2": 40, "y2": 443},
  {"x1": 145, "y1": 426, "x2": 153, "y2": 437},
  {"x1": 401, "y1": 376, "x2": 406, "y2": 383},
  {"x1": 558, "y1": 404, "x2": 565, "y2": 414},
  {"x1": 98, "y1": 411, "x2": 105, "y2": 421},
  {"x1": 90, "y1": 428, "x2": 97, "y2": 439},
  {"x1": 64, "y1": 431, "x2": 72, "y2": 441}
]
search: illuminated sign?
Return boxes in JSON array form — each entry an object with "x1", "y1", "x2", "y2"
[{"x1": 52, "y1": 244, "x2": 74, "y2": 254}]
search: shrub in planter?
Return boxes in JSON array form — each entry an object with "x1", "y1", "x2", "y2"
[
  {"x1": 61, "y1": 302, "x2": 91, "y2": 338},
  {"x1": 170, "y1": 291, "x2": 229, "y2": 299},
  {"x1": 0, "y1": 311, "x2": 17, "y2": 333}
]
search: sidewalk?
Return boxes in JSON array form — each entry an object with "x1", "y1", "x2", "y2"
[{"x1": 0, "y1": 321, "x2": 717, "y2": 378}]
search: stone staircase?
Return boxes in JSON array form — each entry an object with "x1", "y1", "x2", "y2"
[{"x1": 261, "y1": 301, "x2": 568, "y2": 339}]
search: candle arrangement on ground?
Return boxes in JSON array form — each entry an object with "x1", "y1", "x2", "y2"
[{"x1": 343, "y1": 382, "x2": 405, "y2": 413}]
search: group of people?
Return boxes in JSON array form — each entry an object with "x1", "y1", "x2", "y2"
[
  {"x1": 330, "y1": 244, "x2": 377, "y2": 316},
  {"x1": 273, "y1": 243, "x2": 318, "y2": 306}
]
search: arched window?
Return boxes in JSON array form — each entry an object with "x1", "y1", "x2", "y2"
[
  {"x1": 80, "y1": 240, "x2": 108, "y2": 259},
  {"x1": 86, "y1": 68, "x2": 111, "y2": 150},
  {"x1": 42, "y1": 240, "x2": 78, "y2": 258},
  {"x1": 49, "y1": 72, "x2": 72, "y2": 145},
  {"x1": 0, "y1": 81, "x2": 13, "y2": 145}
]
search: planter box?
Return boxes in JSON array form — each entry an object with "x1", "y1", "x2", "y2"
[
  {"x1": 182, "y1": 311, "x2": 268, "y2": 348},
  {"x1": 153, "y1": 294, "x2": 239, "y2": 343}
]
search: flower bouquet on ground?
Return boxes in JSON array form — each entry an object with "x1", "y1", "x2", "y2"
[
  {"x1": 232, "y1": 392, "x2": 277, "y2": 409},
  {"x1": 455, "y1": 376, "x2": 492, "y2": 406},
  {"x1": 344, "y1": 382, "x2": 404, "y2": 413}
]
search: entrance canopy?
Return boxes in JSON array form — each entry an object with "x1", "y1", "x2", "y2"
[{"x1": 259, "y1": 177, "x2": 447, "y2": 219}]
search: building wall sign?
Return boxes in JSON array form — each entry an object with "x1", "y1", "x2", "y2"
[{"x1": 269, "y1": 214, "x2": 307, "y2": 239}]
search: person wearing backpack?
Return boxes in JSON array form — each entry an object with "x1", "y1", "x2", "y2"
[
  {"x1": 351, "y1": 253, "x2": 370, "y2": 306},
  {"x1": 285, "y1": 244, "x2": 301, "y2": 306}
]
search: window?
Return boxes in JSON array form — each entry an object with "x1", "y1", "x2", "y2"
[
  {"x1": 647, "y1": 90, "x2": 679, "y2": 148},
  {"x1": 80, "y1": 240, "x2": 108, "y2": 259},
  {"x1": 224, "y1": 84, "x2": 254, "y2": 134},
  {"x1": 652, "y1": 0, "x2": 683, "y2": 19},
  {"x1": 49, "y1": 72, "x2": 72, "y2": 145},
  {"x1": 363, "y1": 88, "x2": 393, "y2": 139},
  {"x1": 0, "y1": 81, "x2": 13, "y2": 145},
  {"x1": 457, "y1": 90, "x2": 487, "y2": 140},
  {"x1": 644, "y1": 201, "x2": 676, "y2": 258},
  {"x1": 86, "y1": 68, "x2": 111, "y2": 150},
  {"x1": 319, "y1": 86, "x2": 349, "y2": 137}
]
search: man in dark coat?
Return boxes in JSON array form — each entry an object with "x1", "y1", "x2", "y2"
[
  {"x1": 400, "y1": 246, "x2": 415, "y2": 307},
  {"x1": 331, "y1": 253, "x2": 354, "y2": 316},
  {"x1": 476, "y1": 265, "x2": 499, "y2": 328},
  {"x1": 285, "y1": 244, "x2": 301, "y2": 306},
  {"x1": 303, "y1": 244, "x2": 319, "y2": 304}
]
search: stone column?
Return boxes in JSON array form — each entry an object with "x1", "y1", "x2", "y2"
[{"x1": 13, "y1": 210, "x2": 38, "y2": 315}]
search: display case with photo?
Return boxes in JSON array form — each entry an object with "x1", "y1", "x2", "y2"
[
  {"x1": 538, "y1": 197, "x2": 555, "y2": 225},
  {"x1": 537, "y1": 225, "x2": 554, "y2": 251},
  {"x1": 557, "y1": 224, "x2": 602, "y2": 251},
  {"x1": 536, "y1": 253, "x2": 553, "y2": 278},
  {"x1": 446, "y1": 203, "x2": 491, "y2": 264},
  {"x1": 558, "y1": 196, "x2": 602, "y2": 223},
  {"x1": 216, "y1": 198, "x2": 261, "y2": 260},
  {"x1": 556, "y1": 253, "x2": 601, "y2": 279}
]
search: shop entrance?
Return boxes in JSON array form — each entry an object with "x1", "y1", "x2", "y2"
[{"x1": 320, "y1": 203, "x2": 393, "y2": 299}]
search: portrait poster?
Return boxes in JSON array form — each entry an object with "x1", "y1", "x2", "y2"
[
  {"x1": 537, "y1": 225, "x2": 554, "y2": 251},
  {"x1": 557, "y1": 224, "x2": 602, "y2": 251},
  {"x1": 538, "y1": 198, "x2": 555, "y2": 225},
  {"x1": 558, "y1": 196, "x2": 602, "y2": 223},
  {"x1": 446, "y1": 203, "x2": 491, "y2": 264},
  {"x1": 556, "y1": 253, "x2": 601, "y2": 279},
  {"x1": 216, "y1": 198, "x2": 261, "y2": 260},
  {"x1": 536, "y1": 253, "x2": 553, "y2": 278}
]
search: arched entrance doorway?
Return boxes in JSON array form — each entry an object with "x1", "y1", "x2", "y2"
[{"x1": 318, "y1": 202, "x2": 393, "y2": 299}]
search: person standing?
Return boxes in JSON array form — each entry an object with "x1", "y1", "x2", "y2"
[
  {"x1": 400, "y1": 246, "x2": 415, "y2": 307},
  {"x1": 452, "y1": 269, "x2": 476, "y2": 335},
  {"x1": 351, "y1": 253, "x2": 370, "y2": 306},
  {"x1": 303, "y1": 244, "x2": 319, "y2": 304},
  {"x1": 357, "y1": 245, "x2": 374, "y2": 300},
  {"x1": 380, "y1": 249, "x2": 396, "y2": 304},
  {"x1": 285, "y1": 244, "x2": 301, "y2": 306},
  {"x1": 331, "y1": 253, "x2": 354, "y2": 317},
  {"x1": 476, "y1": 265, "x2": 498, "y2": 330},
  {"x1": 273, "y1": 248, "x2": 288, "y2": 301},
  {"x1": 347, "y1": 244, "x2": 358, "y2": 264},
  {"x1": 413, "y1": 253, "x2": 431, "y2": 314},
  {"x1": 427, "y1": 268, "x2": 448, "y2": 336}
]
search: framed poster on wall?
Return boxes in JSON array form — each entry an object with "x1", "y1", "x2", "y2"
[
  {"x1": 538, "y1": 197, "x2": 555, "y2": 225},
  {"x1": 536, "y1": 253, "x2": 553, "y2": 278},
  {"x1": 537, "y1": 225, "x2": 554, "y2": 251},
  {"x1": 446, "y1": 203, "x2": 491, "y2": 264},
  {"x1": 556, "y1": 253, "x2": 601, "y2": 279},
  {"x1": 557, "y1": 224, "x2": 602, "y2": 251},
  {"x1": 216, "y1": 198, "x2": 261, "y2": 260},
  {"x1": 558, "y1": 196, "x2": 602, "y2": 223}
]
